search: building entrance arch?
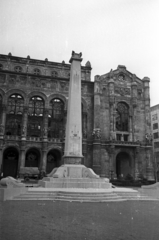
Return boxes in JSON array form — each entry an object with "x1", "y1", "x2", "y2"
[
  {"x1": 46, "y1": 149, "x2": 61, "y2": 174},
  {"x1": 116, "y1": 152, "x2": 131, "y2": 178},
  {"x1": 3, "y1": 147, "x2": 19, "y2": 178}
]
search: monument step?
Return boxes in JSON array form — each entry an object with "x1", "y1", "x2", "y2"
[
  {"x1": 13, "y1": 192, "x2": 121, "y2": 199},
  {"x1": 13, "y1": 197, "x2": 126, "y2": 202},
  {"x1": 12, "y1": 189, "x2": 125, "y2": 202}
]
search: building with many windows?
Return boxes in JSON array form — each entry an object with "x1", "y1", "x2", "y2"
[
  {"x1": 0, "y1": 53, "x2": 155, "y2": 180},
  {"x1": 151, "y1": 104, "x2": 159, "y2": 180}
]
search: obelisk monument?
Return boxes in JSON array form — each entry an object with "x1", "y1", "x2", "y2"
[
  {"x1": 63, "y1": 51, "x2": 83, "y2": 164},
  {"x1": 39, "y1": 51, "x2": 107, "y2": 183}
]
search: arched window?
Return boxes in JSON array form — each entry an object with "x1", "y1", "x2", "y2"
[
  {"x1": 116, "y1": 102, "x2": 129, "y2": 131},
  {"x1": 48, "y1": 98, "x2": 64, "y2": 139},
  {"x1": 8, "y1": 94, "x2": 24, "y2": 114},
  {"x1": 5, "y1": 94, "x2": 24, "y2": 136},
  {"x1": 28, "y1": 96, "x2": 44, "y2": 116},
  {"x1": 14, "y1": 66, "x2": 22, "y2": 73},
  {"x1": 27, "y1": 96, "x2": 44, "y2": 137}
]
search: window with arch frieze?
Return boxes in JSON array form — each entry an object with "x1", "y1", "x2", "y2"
[
  {"x1": 5, "y1": 94, "x2": 24, "y2": 136},
  {"x1": 28, "y1": 96, "x2": 44, "y2": 116},
  {"x1": 49, "y1": 98, "x2": 64, "y2": 120},
  {"x1": 8, "y1": 94, "x2": 24, "y2": 114},
  {"x1": 27, "y1": 96, "x2": 44, "y2": 137},
  {"x1": 116, "y1": 102, "x2": 129, "y2": 131},
  {"x1": 48, "y1": 98, "x2": 64, "y2": 139}
]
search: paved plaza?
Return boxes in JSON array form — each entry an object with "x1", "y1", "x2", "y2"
[{"x1": 0, "y1": 200, "x2": 159, "y2": 240}]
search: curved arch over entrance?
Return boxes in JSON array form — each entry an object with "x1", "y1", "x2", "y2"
[
  {"x1": 46, "y1": 149, "x2": 61, "y2": 174},
  {"x1": 116, "y1": 152, "x2": 131, "y2": 178},
  {"x1": 3, "y1": 147, "x2": 19, "y2": 178},
  {"x1": 25, "y1": 148, "x2": 40, "y2": 167}
]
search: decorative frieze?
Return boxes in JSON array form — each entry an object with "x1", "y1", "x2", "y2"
[{"x1": 115, "y1": 87, "x2": 130, "y2": 96}]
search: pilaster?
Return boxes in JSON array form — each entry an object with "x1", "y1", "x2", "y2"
[
  {"x1": 43, "y1": 108, "x2": 49, "y2": 141},
  {"x1": 108, "y1": 79, "x2": 115, "y2": 141},
  {"x1": 21, "y1": 106, "x2": 28, "y2": 140},
  {"x1": 0, "y1": 104, "x2": 7, "y2": 138}
]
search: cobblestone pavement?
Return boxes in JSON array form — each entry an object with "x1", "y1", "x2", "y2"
[{"x1": 0, "y1": 200, "x2": 159, "y2": 240}]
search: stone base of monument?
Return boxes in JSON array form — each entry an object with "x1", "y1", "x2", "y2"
[
  {"x1": 39, "y1": 177, "x2": 111, "y2": 189},
  {"x1": 38, "y1": 164, "x2": 111, "y2": 189}
]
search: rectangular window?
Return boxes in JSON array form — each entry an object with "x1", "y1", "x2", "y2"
[
  {"x1": 154, "y1": 142, "x2": 159, "y2": 148},
  {"x1": 124, "y1": 135, "x2": 128, "y2": 141},
  {"x1": 152, "y1": 114, "x2": 158, "y2": 121},
  {"x1": 153, "y1": 123, "x2": 158, "y2": 130},
  {"x1": 153, "y1": 132, "x2": 159, "y2": 139},
  {"x1": 116, "y1": 134, "x2": 122, "y2": 141}
]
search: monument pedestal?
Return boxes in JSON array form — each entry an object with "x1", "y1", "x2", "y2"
[{"x1": 39, "y1": 164, "x2": 112, "y2": 189}]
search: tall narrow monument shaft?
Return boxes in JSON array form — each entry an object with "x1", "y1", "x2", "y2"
[{"x1": 64, "y1": 51, "x2": 83, "y2": 164}]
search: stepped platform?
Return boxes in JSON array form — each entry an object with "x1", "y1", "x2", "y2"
[{"x1": 12, "y1": 188, "x2": 125, "y2": 202}]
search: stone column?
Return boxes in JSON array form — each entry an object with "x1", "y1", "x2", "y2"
[
  {"x1": 109, "y1": 145, "x2": 115, "y2": 179},
  {"x1": 92, "y1": 129, "x2": 101, "y2": 174},
  {"x1": 0, "y1": 148, "x2": 3, "y2": 174},
  {"x1": 145, "y1": 146, "x2": 155, "y2": 180},
  {"x1": 63, "y1": 51, "x2": 83, "y2": 164},
  {"x1": 20, "y1": 143, "x2": 26, "y2": 168},
  {"x1": 21, "y1": 107, "x2": 28, "y2": 140},
  {"x1": 143, "y1": 77, "x2": 151, "y2": 137},
  {"x1": 94, "y1": 75, "x2": 101, "y2": 129},
  {"x1": 108, "y1": 79, "x2": 115, "y2": 141},
  {"x1": 42, "y1": 149, "x2": 47, "y2": 172},
  {"x1": 82, "y1": 112, "x2": 87, "y2": 139},
  {"x1": 100, "y1": 148, "x2": 109, "y2": 178},
  {"x1": 43, "y1": 109, "x2": 49, "y2": 141},
  {"x1": 131, "y1": 80, "x2": 137, "y2": 142},
  {"x1": 129, "y1": 107, "x2": 133, "y2": 141},
  {"x1": 92, "y1": 75, "x2": 101, "y2": 174},
  {"x1": 134, "y1": 147, "x2": 140, "y2": 180},
  {"x1": 0, "y1": 104, "x2": 7, "y2": 138}
]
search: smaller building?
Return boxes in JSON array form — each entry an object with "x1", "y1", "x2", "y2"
[{"x1": 151, "y1": 104, "x2": 159, "y2": 180}]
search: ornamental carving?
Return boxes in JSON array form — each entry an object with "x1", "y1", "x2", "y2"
[
  {"x1": 115, "y1": 87, "x2": 130, "y2": 96},
  {"x1": 92, "y1": 128, "x2": 101, "y2": 139},
  {"x1": 60, "y1": 82, "x2": 69, "y2": 91}
]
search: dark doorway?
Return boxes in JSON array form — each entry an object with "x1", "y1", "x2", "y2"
[
  {"x1": 25, "y1": 148, "x2": 40, "y2": 167},
  {"x1": 3, "y1": 147, "x2": 19, "y2": 178},
  {"x1": 46, "y1": 149, "x2": 61, "y2": 174},
  {"x1": 116, "y1": 152, "x2": 131, "y2": 178}
]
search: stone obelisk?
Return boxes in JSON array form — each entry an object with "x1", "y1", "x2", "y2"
[{"x1": 63, "y1": 51, "x2": 83, "y2": 164}]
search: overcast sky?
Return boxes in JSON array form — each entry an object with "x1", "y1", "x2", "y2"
[{"x1": 0, "y1": 0, "x2": 159, "y2": 106}]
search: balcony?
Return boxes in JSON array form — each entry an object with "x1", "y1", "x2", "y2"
[{"x1": 110, "y1": 139, "x2": 140, "y2": 147}]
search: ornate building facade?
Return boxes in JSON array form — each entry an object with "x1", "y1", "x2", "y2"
[
  {"x1": 150, "y1": 104, "x2": 159, "y2": 180},
  {"x1": 0, "y1": 53, "x2": 155, "y2": 180}
]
